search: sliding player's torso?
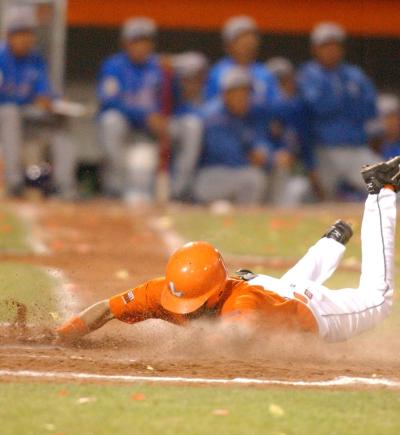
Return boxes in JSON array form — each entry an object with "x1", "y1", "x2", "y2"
[{"x1": 109, "y1": 277, "x2": 318, "y2": 333}]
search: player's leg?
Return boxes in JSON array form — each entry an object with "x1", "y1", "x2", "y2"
[
  {"x1": 98, "y1": 110, "x2": 129, "y2": 196},
  {"x1": 193, "y1": 167, "x2": 236, "y2": 203},
  {"x1": 50, "y1": 119, "x2": 77, "y2": 198},
  {"x1": 315, "y1": 147, "x2": 340, "y2": 199},
  {"x1": 56, "y1": 300, "x2": 114, "y2": 341},
  {"x1": 280, "y1": 220, "x2": 352, "y2": 285},
  {"x1": 235, "y1": 167, "x2": 267, "y2": 204},
  {"x1": 0, "y1": 104, "x2": 24, "y2": 195},
  {"x1": 170, "y1": 115, "x2": 203, "y2": 199},
  {"x1": 306, "y1": 157, "x2": 400, "y2": 341},
  {"x1": 343, "y1": 147, "x2": 381, "y2": 193}
]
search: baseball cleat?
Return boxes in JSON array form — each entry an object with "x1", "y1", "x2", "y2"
[
  {"x1": 361, "y1": 156, "x2": 400, "y2": 194},
  {"x1": 323, "y1": 220, "x2": 353, "y2": 245}
]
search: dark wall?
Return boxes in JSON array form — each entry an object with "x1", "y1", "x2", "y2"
[{"x1": 66, "y1": 26, "x2": 400, "y2": 92}]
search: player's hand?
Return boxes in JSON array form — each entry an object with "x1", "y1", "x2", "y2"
[
  {"x1": 275, "y1": 149, "x2": 294, "y2": 169},
  {"x1": 34, "y1": 96, "x2": 52, "y2": 112},
  {"x1": 249, "y1": 147, "x2": 268, "y2": 167},
  {"x1": 147, "y1": 112, "x2": 170, "y2": 138}
]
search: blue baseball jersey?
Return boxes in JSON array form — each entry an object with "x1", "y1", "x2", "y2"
[
  {"x1": 174, "y1": 100, "x2": 203, "y2": 117},
  {"x1": 199, "y1": 99, "x2": 272, "y2": 168},
  {"x1": 298, "y1": 60, "x2": 377, "y2": 148},
  {"x1": 381, "y1": 140, "x2": 400, "y2": 160},
  {"x1": 97, "y1": 52, "x2": 178, "y2": 129},
  {"x1": 0, "y1": 43, "x2": 52, "y2": 105},
  {"x1": 204, "y1": 57, "x2": 279, "y2": 106},
  {"x1": 272, "y1": 92, "x2": 314, "y2": 169}
]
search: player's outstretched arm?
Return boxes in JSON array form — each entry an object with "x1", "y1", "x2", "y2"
[{"x1": 56, "y1": 300, "x2": 113, "y2": 341}]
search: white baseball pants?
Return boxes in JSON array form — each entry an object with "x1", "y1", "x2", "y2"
[{"x1": 249, "y1": 188, "x2": 396, "y2": 342}]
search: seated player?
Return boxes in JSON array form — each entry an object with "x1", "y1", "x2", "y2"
[
  {"x1": 205, "y1": 15, "x2": 279, "y2": 106},
  {"x1": 57, "y1": 157, "x2": 400, "y2": 343},
  {"x1": 97, "y1": 17, "x2": 177, "y2": 199},
  {"x1": 298, "y1": 22, "x2": 380, "y2": 200},
  {"x1": 194, "y1": 67, "x2": 272, "y2": 204},
  {"x1": 170, "y1": 52, "x2": 207, "y2": 200},
  {"x1": 0, "y1": 7, "x2": 76, "y2": 198}
]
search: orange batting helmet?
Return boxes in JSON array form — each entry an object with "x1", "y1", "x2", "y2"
[{"x1": 161, "y1": 241, "x2": 228, "y2": 314}]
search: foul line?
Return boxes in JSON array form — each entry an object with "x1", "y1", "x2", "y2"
[{"x1": 0, "y1": 369, "x2": 399, "y2": 388}]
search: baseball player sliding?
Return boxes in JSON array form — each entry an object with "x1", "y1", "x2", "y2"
[{"x1": 57, "y1": 157, "x2": 400, "y2": 343}]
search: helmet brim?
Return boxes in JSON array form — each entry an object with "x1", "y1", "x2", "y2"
[{"x1": 160, "y1": 284, "x2": 218, "y2": 315}]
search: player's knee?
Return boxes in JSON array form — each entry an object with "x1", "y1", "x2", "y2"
[
  {"x1": 181, "y1": 115, "x2": 203, "y2": 137},
  {"x1": 240, "y1": 169, "x2": 267, "y2": 201},
  {"x1": 0, "y1": 104, "x2": 21, "y2": 120},
  {"x1": 99, "y1": 110, "x2": 129, "y2": 132}
]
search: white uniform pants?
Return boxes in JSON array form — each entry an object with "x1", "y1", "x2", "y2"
[{"x1": 249, "y1": 188, "x2": 395, "y2": 342}]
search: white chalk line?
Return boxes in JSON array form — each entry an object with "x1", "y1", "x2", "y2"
[
  {"x1": 10, "y1": 203, "x2": 49, "y2": 254},
  {"x1": 0, "y1": 369, "x2": 399, "y2": 388}
]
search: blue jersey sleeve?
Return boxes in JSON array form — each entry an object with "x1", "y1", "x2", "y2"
[
  {"x1": 204, "y1": 66, "x2": 221, "y2": 101},
  {"x1": 353, "y1": 72, "x2": 377, "y2": 122},
  {"x1": 0, "y1": 60, "x2": 11, "y2": 103},
  {"x1": 33, "y1": 59, "x2": 52, "y2": 98}
]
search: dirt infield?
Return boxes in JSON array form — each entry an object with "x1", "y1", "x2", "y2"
[{"x1": 0, "y1": 200, "x2": 399, "y2": 386}]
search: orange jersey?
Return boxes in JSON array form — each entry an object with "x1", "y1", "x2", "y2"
[{"x1": 109, "y1": 277, "x2": 318, "y2": 334}]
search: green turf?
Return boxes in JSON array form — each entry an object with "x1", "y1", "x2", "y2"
[
  {"x1": 171, "y1": 208, "x2": 364, "y2": 260},
  {"x1": 0, "y1": 262, "x2": 60, "y2": 325},
  {"x1": 0, "y1": 382, "x2": 399, "y2": 435},
  {"x1": 0, "y1": 208, "x2": 32, "y2": 253}
]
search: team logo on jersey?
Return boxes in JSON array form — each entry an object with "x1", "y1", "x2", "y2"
[
  {"x1": 168, "y1": 282, "x2": 184, "y2": 298},
  {"x1": 103, "y1": 77, "x2": 120, "y2": 97},
  {"x1": 123, "y1": 290, "x2": 135, "y2": 304},
  {"x1": 304, "y1": 289, "x2": 313, "y2": 300}
]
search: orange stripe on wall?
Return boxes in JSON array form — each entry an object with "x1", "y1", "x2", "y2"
[{"x1": 67, "y1": 0, "x2": 400, "y2": 37}]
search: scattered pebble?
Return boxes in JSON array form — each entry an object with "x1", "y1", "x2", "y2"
[
  {"x1": 269, "y1": 403, "x2": 285, "y2": 417},
  {"x1": 157, "y1": 216, "x2": 172, "y2": 229},
  {"x1": 76, "y1": 397, "x2": 97, "y2": 404},
  {"x1": 115, "y1": 269, "x2": 130, "y2": 280},
  {"x1": 131, "y1": 393, "x2": 146, "y2": 401},
  {"x1": 342, "y1": 257, "x2": 360, "y2": 267},
  {"x1": 76, "y1": 243, "x2": 91, "y2": 254},
  {"x1": 209, "y1": 200, "x2": 233, "y2": 216},
  {"x1": 146, "y1": 365, "x2": 154, "y2": 371},
  {"x1": 49, "y1": 312, "x2": 60, "y2": 321},
  {"x1": 212, "y1": 408, "x2": 229, "y2": 416}
]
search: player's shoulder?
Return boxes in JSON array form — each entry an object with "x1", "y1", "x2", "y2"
[
  {"x1": 220, "y1": 277, "x2": 265, "y2": 312},
  {"x1": 101, "y1": 52, "x2": 129, "y2": 70},
  {"x1": 201, "y1": 98, "x2": 227, "y2": 125},
  {"x1": 0, "y1": 43, "x2": 8, "y2": 59},
  {"x1": 209, "y1": 57, "x2": 233, "y2": 75},
  {"x1": 28, "y1": 49, "x2": 47, "y2": 67},
  {"x1": 225, "y1": 277, "x2": 254, "y2": 294},
  {"x1": 253, "y1": 62, "x2": 274, "y2": 79},
  {"x1": 298, "y1": 60, "x2": 321, "y2": 78},
  {"x1": 341, "y1": 62, "x2": 368, "y2": 81}
]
